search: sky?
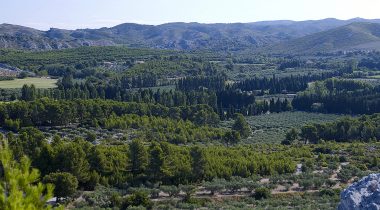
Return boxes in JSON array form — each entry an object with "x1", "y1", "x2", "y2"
[{"x1": 1, "y1": 0, "x2": 380, "y2": 30}]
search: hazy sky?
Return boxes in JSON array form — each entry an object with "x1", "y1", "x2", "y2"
[{"x1": 1, "y1": 0, "x2": 380, "y2": 30}]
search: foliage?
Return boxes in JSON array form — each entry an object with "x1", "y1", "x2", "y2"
[
  {"x1": 0, "y1": 98, "x2": 219, "y2": 127},
  {"x1": 122, "y1": 191, "x2": 152, "y2": 209},
  {"x1": 253, "y1": 187, "x2": 271, "y2": 200},
  {"x1": 0, "y1": 141, "x2": 55, "y2": 210},
  {"x1": 160, "y1": 185, "x2": 180, "y2": 197},
  {"x1": 293, "y1": 78, "x2": 380, "y2": 114},
  {"x1": 43, "y1": 172, "x2": 78, "y2": 201},
  {"x1": 232, "y1": 113, "x2": 251, "y2": 138},
  {"x1": 299, "y1": 114, "x2": 380, "y2": 143}
]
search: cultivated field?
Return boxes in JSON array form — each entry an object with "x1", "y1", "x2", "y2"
[
  {"x1": 0, "y1": 77, "x2": 57, "y2": 88},
  {"x1": 220, "y1": 111, "x2": 348, "y2": 144}
]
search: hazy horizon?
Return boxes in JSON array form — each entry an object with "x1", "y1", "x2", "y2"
[{"x1": 2, "y1": 0, "x2": 380, "y2": 30}]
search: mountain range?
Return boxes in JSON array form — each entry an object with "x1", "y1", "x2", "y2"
[{"x1": 1, "y1": 18, "x2": 380, "y2": 53}]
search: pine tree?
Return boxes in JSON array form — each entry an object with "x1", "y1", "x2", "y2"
[
  {"x1": 21, "y1": 84, "x2": 36, "y2": 101},
  {"x1": 148, "y1": 142, "x2": 171, "y2": 181},
  {"x1": 223, "y1": 130, "x2": 241, "y2": 146},
  {"x1": 282, "y1": 128, "x2": 298, "y2": 145},
  {"x1": 129, "y1": 139, "x2": 148, "y2": 177},
  {"x1": 232, "y1": 113, "x2": 251, "y2": 138},
  {"x1": 0, "y1": 141, "x2": 56, "y2": 210},
  {"x1": 300, "y1": 125, "x2": 318, "y2": 144},
  {"x1": 43, "y1": 172, "x2": 78, "y2": 202},
  {"x1": 190, "y1": 146, "x2": 206, "y2": 181}
]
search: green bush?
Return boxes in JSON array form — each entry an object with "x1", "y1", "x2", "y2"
[
  {"x1": 254, "y1": 187, "x2": 271, "y2": 200},
  {"x1": 179, "y1": 185, "x2": 196, "y2": 201},
  {"x1": 160, "y1": 185, "x2": 180, "y2": 197},
  {"x1": 203, "y1": 178, "x2": 226, "y2": 195},
  {"x1": 122, "y1": 191, "x2": 152, "y2": 209},
  {"x1": 4, "y1": 118, "x2": 20, "y2": 132},
  {"x1": 319, "y1": 188, "x2": 340, "y2": 197}
]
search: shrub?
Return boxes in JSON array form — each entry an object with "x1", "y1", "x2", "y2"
[
  {"x1": 122, "y1": 191, "x2": 152, "y2": 209},
  {"x1": 325, "y1": 179, "x2": 337, "y2": 187},
  {"x1": 82, "y1": 186, "x2": 119, "y2": 208},
  {"x1": 225, "y1": 177, "x2": 245, "y2": 193},
  {"x1": 160, "y1": 185, "x2": 180, "y2": 197},
  {"x1": 86, "y1": 131, "x2": 97, "y2": 142},
  {"x1": 339, "y1": 155, "x2": 348, "y2": 162},
  {"x1": 299, "y1": 179, "x2": 313, "y2": 190},
  {"x1": 338, "y1": 165, "x2": 361, "y2": 183},
  {"x1": 150, "y1": 188, "x2": 160, "y2": 198},
  {"x1": 253, "y1": 187, "x2": 271, "y2": 200},
  {"x1": 319, "y1": 188, "x2": 339, "y2": 197},
  {"x1": 4, "y1": 119, "x2": 21, "y2": 132},
  {"x1": 312, "y1": 178, "x2": 324, "y2": 189},
  {"x1": 179, "y1": 185, "x2": 196, "y2": 201},
  {"x1": 203, "y1": 179, "x2": 225, "y2": 195}
]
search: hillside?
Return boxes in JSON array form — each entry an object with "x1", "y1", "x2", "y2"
[
  {"x1": 267, "y1": 22, "x2": 380, "y2": 54},
  {"x1": 1, "y1": 18, "x2": 380, "y2": 51}
]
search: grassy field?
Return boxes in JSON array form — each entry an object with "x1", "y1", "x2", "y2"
[
  {"x1": 0, "y1": 77, "x2": 57, "y2": 88},
  {"x1": 220, "y1": 111, "x2": 349, "y2": 144}
]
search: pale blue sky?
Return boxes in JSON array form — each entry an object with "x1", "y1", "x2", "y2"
[{"x1": 1, "y1": 0, "x2": 380, "y2": 30}]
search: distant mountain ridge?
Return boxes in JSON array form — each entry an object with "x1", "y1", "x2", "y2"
[
  {"x1": 267, "y1": 22, "x2": 380, "y2": 53},
  {"x1": 1, "y1": 18, "x2": 380, "y2": 52}
]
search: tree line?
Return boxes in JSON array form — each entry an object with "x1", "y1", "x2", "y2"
[
  {"x1": 289, "y1": 114, "x2": 380, "y2": 144},
  {"x1": 0, "y1": 98, "x2": 220, "y2": 129},
  {"x1": 292, "y1": 78, "x2": 380, "y2": 114},
  {"x1": 232, "y1": 72, "x2": 342, "y2": 94},
  {"x1": 20, "y1": 84, "x2": 292, "y2": 119}
]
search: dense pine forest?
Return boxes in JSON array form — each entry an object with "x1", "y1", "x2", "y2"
[{"x1": 0, "y1": 46, "x2": 380, "y2": 209}]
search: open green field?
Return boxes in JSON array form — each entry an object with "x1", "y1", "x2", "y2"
[
  {"x1": 220, "y1": 111, "x2": 349, "y2": 144},
  {"x1": 0, "y1": 77, "x2": 57, "y2": 88}
]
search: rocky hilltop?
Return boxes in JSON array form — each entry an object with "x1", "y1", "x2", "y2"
[
  {"x1": 2, "y1": 18, "x2": 380, "y2": 52},
  {"x1": 338, "y1": 174, "x2": 380, "y2": 210}
]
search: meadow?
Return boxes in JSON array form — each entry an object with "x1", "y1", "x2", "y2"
[{"x1": 0, "y1": 77, "x2": 57, "y2": 88}]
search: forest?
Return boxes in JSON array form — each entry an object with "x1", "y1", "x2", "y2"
[{"x1": 0, "y1": 46, "x2": 380, "y2": 209}]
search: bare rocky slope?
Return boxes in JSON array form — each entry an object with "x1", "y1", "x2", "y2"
[{"x1": 338, "y1": 174, "x2": 380, "y2": 210}]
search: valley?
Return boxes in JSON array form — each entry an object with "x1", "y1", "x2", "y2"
[{"x1": 0, "y1": 16, "x2": 380, "y2": 210}]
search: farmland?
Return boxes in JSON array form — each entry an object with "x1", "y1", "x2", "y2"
[
  {"x1": 220, "y1": 112, "x2": 347, "y2": 144},
  {"x1": 0, "y1": 77, "x2": 57, "y2": 88}
]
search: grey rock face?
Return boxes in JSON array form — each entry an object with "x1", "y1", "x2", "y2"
[{"x1": 338, "y1": 174, "x2": 380, "y2": 210}]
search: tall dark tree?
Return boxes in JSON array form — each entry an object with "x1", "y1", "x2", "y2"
[
  {"x1": 43, "y1": 172, "x2": 78, "y2": 201},
  {"x1": 21, "y1": 84, "x2": 36, "y2": 101},
  {"x1": 282, "y1": 128, "x2": 298, "y2": 145},
  {"x1": 148, "y1": 142, "x2": 170, "y2": 181},
  {"x1": 223, "y1": 130, "x2": 241, "y2": 146},
  {"x1": 300, "y1": 125, "x2": 318, "y2": 144},
  {"x1": 232, "y1": 113, "x2": 251, "y2": 138},
  {"x1": 190, "y1": 146, "x2": 206, "y2": 181},
  {"x1": 61, "y1": 73, "x2": 74, "y2": 89},
  {"x1": 129, "y1": 139, "x2": 148, "y2": 177}
]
